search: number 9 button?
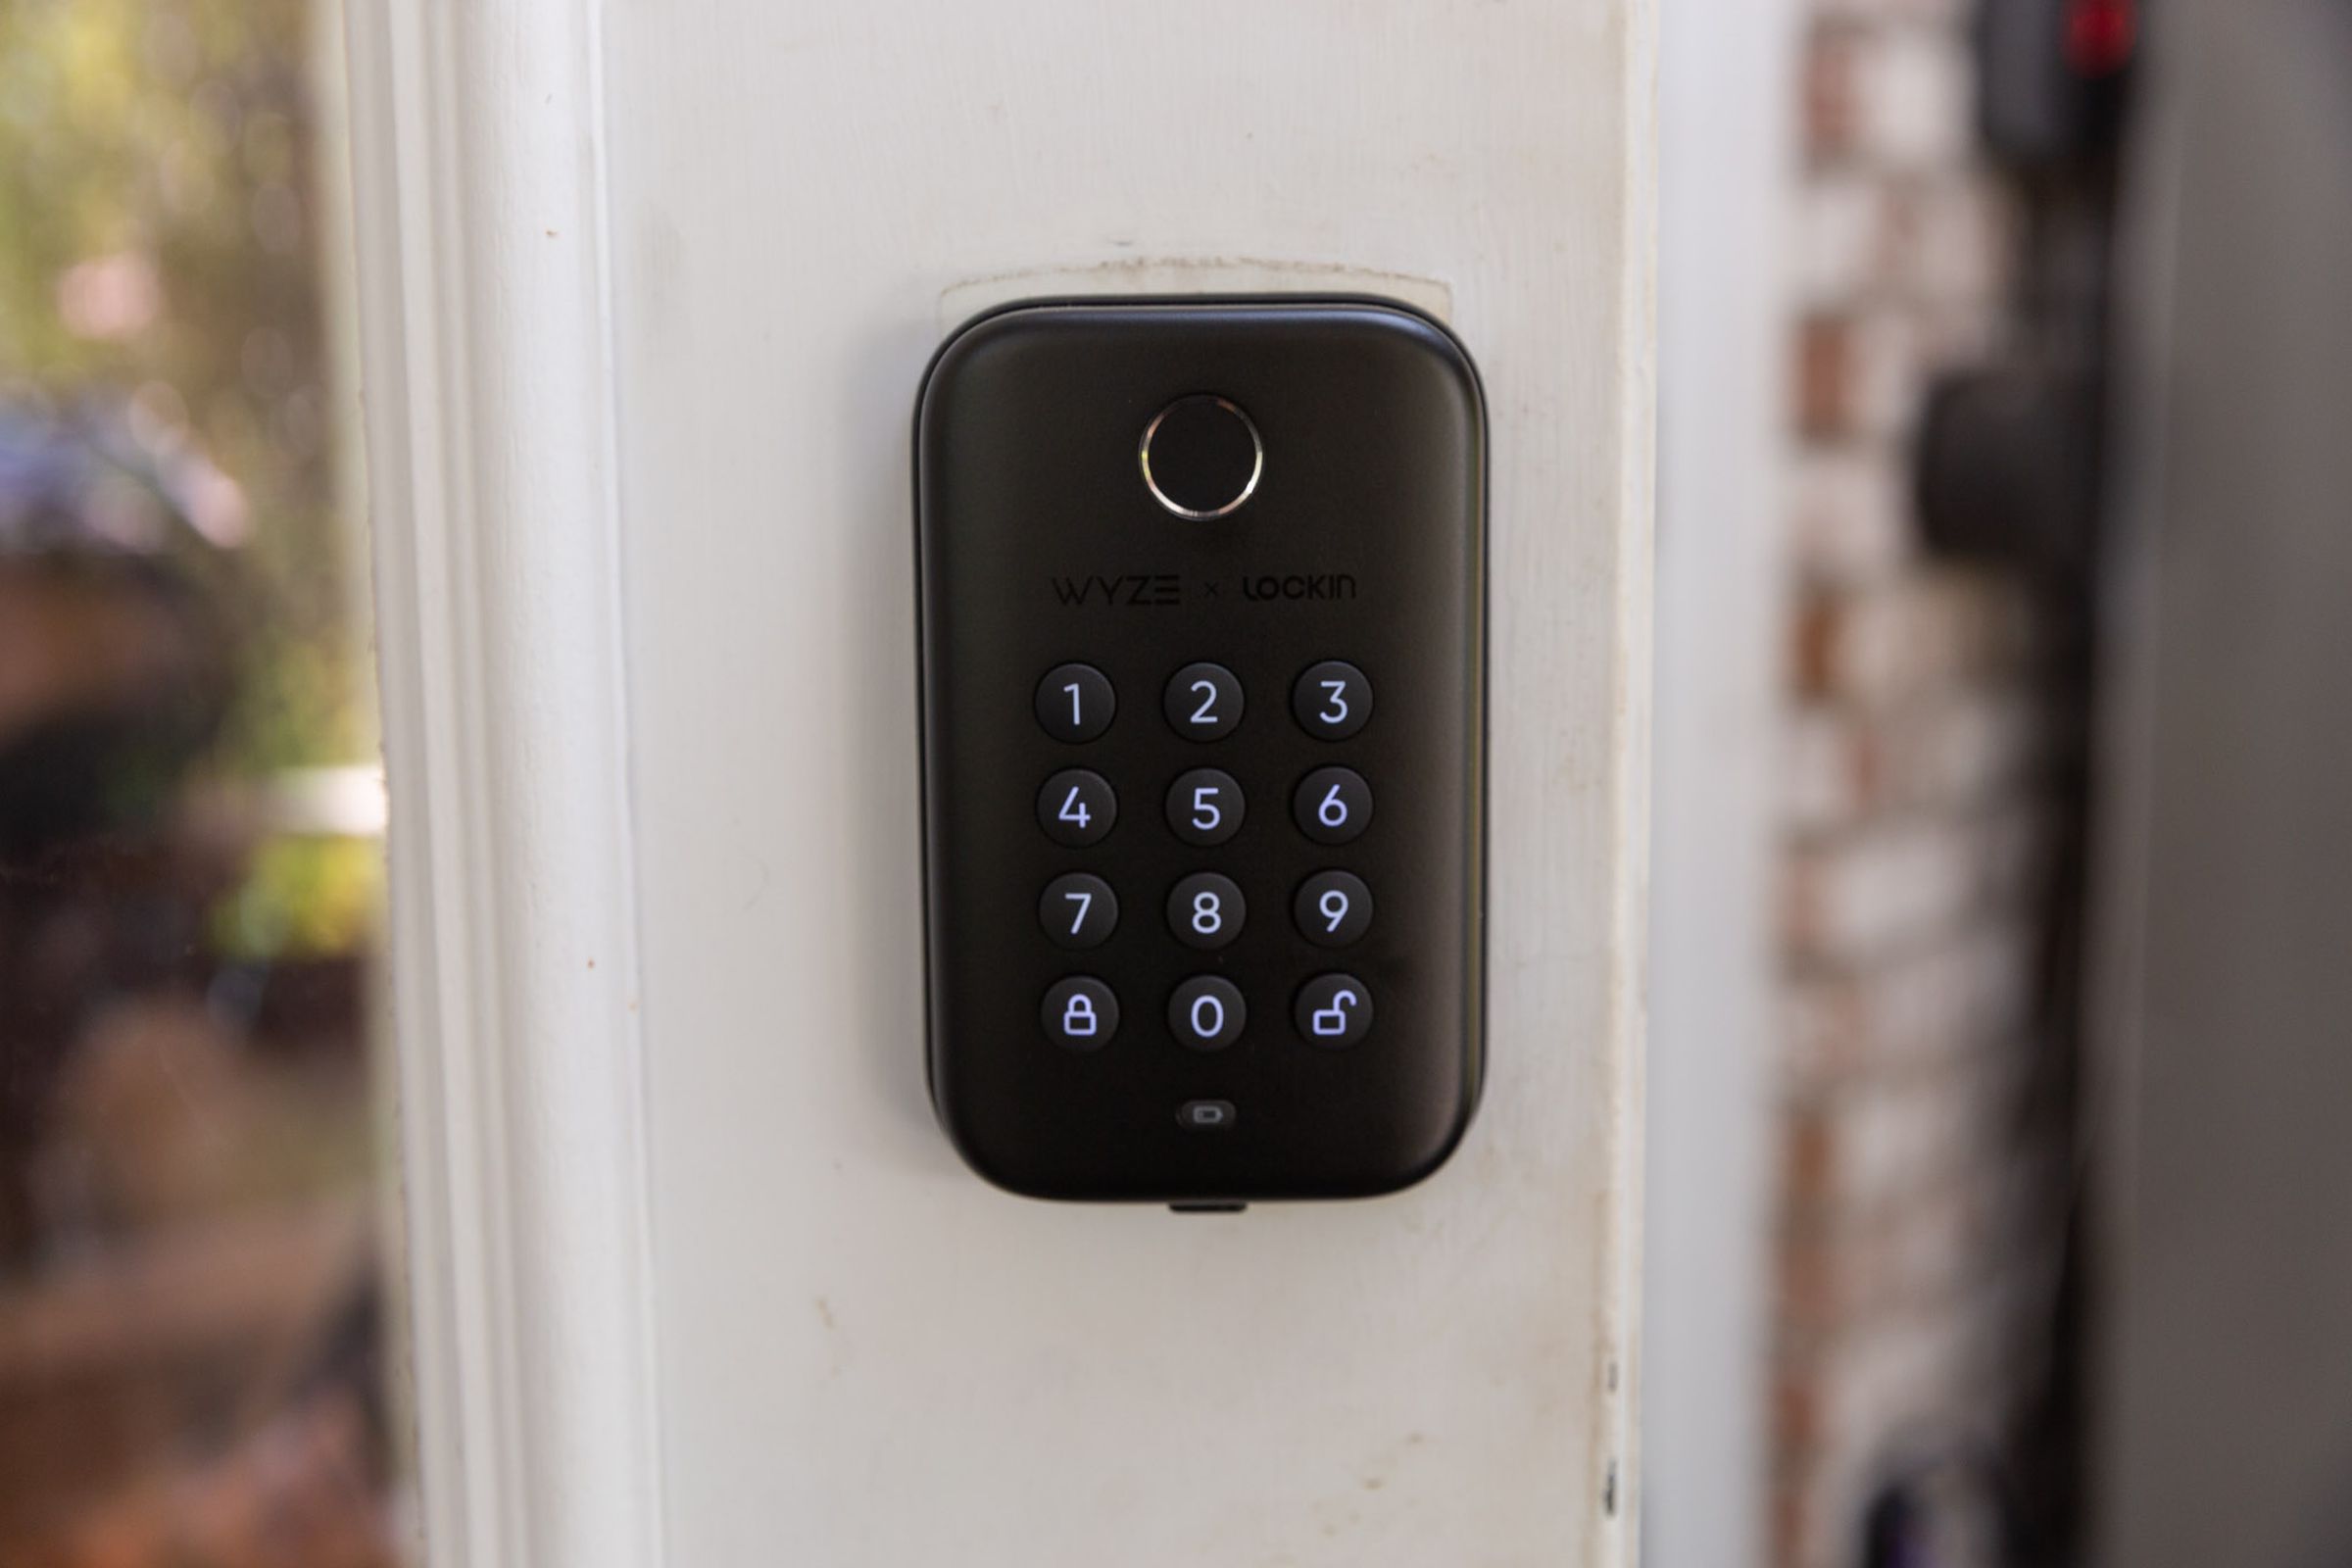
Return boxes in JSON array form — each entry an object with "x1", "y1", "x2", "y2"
[{"x1": 1294, "y1": 869, "x2": 1372, "y2": 947}]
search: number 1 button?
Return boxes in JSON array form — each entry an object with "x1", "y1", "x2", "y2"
[
  {"x1": 1164, "y1": 662, "x2": 1243, "y2": 740},
  {"x1": 1036, "y1": 662, "x2": 1114, "y2": 742}
]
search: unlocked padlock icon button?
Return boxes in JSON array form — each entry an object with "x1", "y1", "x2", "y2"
[
  {"x1": 1310, "y1": 989, "x2": 1359, "y2": 1036},
  {"x1": 1296, "y1": 975, "x2": 1373, "y2": 1047},
  {"x1": 1063, "y1": 994, "x2": 1100, "y2": 1036}
]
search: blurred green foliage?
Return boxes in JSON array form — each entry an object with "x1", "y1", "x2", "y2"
[
  {"x1": 0, "y1": 0, "x2": 368, "y2": 771},
  {"x1": 210, "y1": 831, "x2": 380, "y2": 958}
]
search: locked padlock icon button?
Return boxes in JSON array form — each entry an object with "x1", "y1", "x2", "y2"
[
  {"x1": 1295, "y1": 973, "x2": 1373, "y2": 1048},
  {"x1": 1042, "y1": 978, "x2": 1118, "y2": 1050}
]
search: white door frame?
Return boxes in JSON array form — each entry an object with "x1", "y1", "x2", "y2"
[{"x1": 347, "y1": 4, "x2": 1656, "y2": 1563}]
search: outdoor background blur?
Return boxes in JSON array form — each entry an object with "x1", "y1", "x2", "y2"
[
  {"x1": 0, "y1": 0, "x2": 399, "y2": 1563},
  {"x1": 1, "y1": 1, "x2": 2344, "y2": 1567}
]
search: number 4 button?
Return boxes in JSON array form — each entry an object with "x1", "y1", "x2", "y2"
[{"x1": 1037, "y1": 768, "x2": 1116, "y2": 847}]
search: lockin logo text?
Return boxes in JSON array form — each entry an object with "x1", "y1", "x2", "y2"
[
  {"x1": 1049, "y1": 573, "x2": 1182, "y2": 608},
  {"x1": 1243, "y1": 572, "x2": 1356, "y2": 603}
]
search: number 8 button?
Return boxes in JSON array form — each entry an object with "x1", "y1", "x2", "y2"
[{"x1": 1167, "y1": 871, "x2": 1245, "y2": 951}]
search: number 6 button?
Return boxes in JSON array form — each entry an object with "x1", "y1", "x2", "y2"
[
  {"x1": 1293, "y1": 765, "x2": 1372, "y2": 844},
  {"x1": 1293, "y1": 660, "x2": 1371, "y2": 740}
]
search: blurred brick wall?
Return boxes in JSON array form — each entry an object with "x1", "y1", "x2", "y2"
[{"x1": 1774, "y1": 2, "x2": 2067, "y2": 1563}]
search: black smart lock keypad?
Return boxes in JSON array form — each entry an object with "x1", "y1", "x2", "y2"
[{"x1": 915, "y1": 298, "x2": 1486, "y2": 1203}]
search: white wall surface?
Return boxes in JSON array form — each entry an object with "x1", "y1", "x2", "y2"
[
  {"x1": 352, "y1": 2, "x2": 1655, "y2": 1564},
  {"x1": 1645, "y1": 5, "x2": 1797, "y2": 1565}
]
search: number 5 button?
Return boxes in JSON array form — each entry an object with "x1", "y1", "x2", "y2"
[
  {"x1": 1165, "y1": 767, "x2": 1245, "y2": 847},
  {"x1": 1293, "y1": 660, "x2": 1371, "y2": 740},
  {"x1": 1293, "y1": 765, "x2": 1371, "y2": 844}
]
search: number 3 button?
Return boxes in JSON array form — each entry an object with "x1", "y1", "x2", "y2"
[
  {"x1": 1293, "y1": 766, "x2": 1372, "y2": 844},
  {"x1": 1293, "y1": 660, "x2": 1371, "y2": 740},
  {"x1": 1165, "y1": 767, "x2": 1245, "y2": 847}
]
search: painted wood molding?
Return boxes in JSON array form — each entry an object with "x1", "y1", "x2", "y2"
[{"x1": 342, "y1": 6, "x2": 663, "y2": 1566}]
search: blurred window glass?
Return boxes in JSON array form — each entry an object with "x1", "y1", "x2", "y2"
[{"x1": 0, "y1": 0, "x2": 408, "y2": 1563}]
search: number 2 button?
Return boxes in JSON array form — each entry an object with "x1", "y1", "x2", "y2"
[
  {"x1": 1165, "y1": 768, "x2": 1245, "y2": 847},
  {"x1": 1164, "y1": 662, "x2": 1243, "y2": 740}
]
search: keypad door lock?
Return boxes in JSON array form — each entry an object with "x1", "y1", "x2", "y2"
[{"x1": 914, "y1": 297, "x2": 1487, "y2": 1203}]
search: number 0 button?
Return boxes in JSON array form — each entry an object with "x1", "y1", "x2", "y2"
[
  {"x1": 1166, "y1": 767, "x2": 1245, "y2": 847},
  {"x1": 1164, "y1": 662, "x2": 1243, "y2": 740},
  {"x1": 1293, "y1": 661, "x2": 1372, "y2": 740},
  {"x1": 1295, "y1": 869, "x2": 1373, "y2": 947},
  {"x1": 1167, "y1": 871, "x2": 1245, "y2": 951},
  {"x1": 1169, "y1": 976, "x2": 1247, "y2": 1052},
  {"x1": 1035, "y1": 662, "x2": 1114, "y2": 742},
  {"x1": 1037, "y1": 768, "x2": 1115, "y2": 846},
  {"x1": 1293, "y1": 766, "x2": 1372, "y2": 844},
  {"x1": 1040, "y1": 872, "x2": 1117, "y2": 950}
]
